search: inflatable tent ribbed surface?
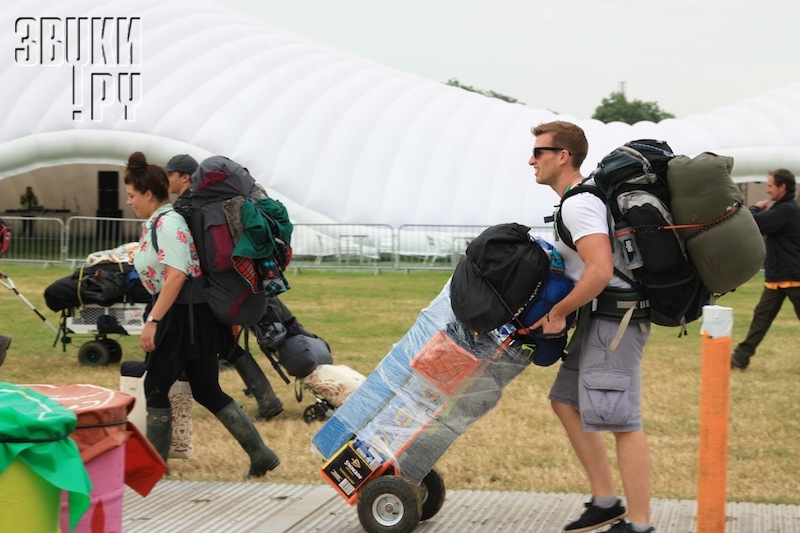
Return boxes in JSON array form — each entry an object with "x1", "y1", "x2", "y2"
[{"x1": 1, "y1": 0, "x2": 798, "y2": 226}]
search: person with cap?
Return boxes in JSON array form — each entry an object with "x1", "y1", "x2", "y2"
[
  {"x1": 165, "y1": 154, "x2": 284, "y2": 421},
  {"x1": 164, "y1": 154, "x2": 198, "y2": 221},
  {"x1": 528, "y1": 121, "x2": 655, "y2": 533}
]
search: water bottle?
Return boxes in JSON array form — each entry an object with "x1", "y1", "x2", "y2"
[{"x1": 615, "y1": 222, "x2": 644, "y2": 269}]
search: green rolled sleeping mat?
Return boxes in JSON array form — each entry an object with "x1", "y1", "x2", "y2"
[{"x1": 667, "y1": 152, "x2": 766, "y2": 295}]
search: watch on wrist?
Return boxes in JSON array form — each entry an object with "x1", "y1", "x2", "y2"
[{"x1": 147, "y1": 315, "x2": 160, "y2": 324}]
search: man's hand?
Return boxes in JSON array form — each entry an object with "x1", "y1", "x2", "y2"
[{"x1": 529, "y1": 308, "x2": 569, "y2": 338}]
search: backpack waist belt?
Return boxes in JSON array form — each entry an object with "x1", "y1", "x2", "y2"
[{"x1": 590, "y1": 287, "x2": 650, "y2": 352}]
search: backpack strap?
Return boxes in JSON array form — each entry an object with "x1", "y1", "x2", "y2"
[
  {"x1": 555, "y1": 184, "x2": 642, "y2": 289},
  {"x1": 148, "y1": 209, "x2": 206, "y2": 344},
  {"x1": 149, "y1": 211, "x2": 169, "y2": 252},
  {"x1": 590, "y1": 287, "x2": 650, "y2": 351},
  {"x1": 555, "y1": 185, "x2": 650, "y2": 350},
  {"x1": 555, "y1": 184, "x2": 615, "y2": 251}
]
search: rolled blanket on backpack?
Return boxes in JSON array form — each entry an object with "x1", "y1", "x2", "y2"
[{"x1": 667, "y1": 152, "x2": 766, "y2": 294}]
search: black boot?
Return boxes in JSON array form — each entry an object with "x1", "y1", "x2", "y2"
[
  {"x1": 215, "y1": 401, "x2": 280, "y2": 477},
  {"x1": 231, "y1": 351, "x2": 284, "y2": 421},
  {"x1": 146, "y1": 407, "x2": 172, "y2": 472},
  {"x1": 0, "y1": 336, "x2": 10, "y2": 367}
]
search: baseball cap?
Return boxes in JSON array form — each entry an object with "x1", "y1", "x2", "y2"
[{"x1": 165, "y1": 154, "x2": 198, "y2": 175}]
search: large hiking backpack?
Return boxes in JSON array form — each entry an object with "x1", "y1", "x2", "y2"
[
  {"x1": 0, "y1": 218, "x2": 10, "y2": 258},
  {"x1": 191, "y1": 156, "x2": 293, "y2": 326},
  {"x1": 556, "y1": 140, "x2": 711, "y2": 328}
]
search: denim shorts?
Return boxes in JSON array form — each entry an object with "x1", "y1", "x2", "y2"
[{"x1": 548, "y1": 318, "x2": 650, "y2": 432}]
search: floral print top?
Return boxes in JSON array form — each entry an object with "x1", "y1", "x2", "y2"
[{"x1": 133, "y1": 204, "x2": 201, "y2": 296}]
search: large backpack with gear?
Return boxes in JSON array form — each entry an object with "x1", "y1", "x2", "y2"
[
  {"x1": 555, "y1": 140, "x2": 711, "y2": 329},
  {"x1": 190, "y1": 156, "x2": 294, "y2": 326}
]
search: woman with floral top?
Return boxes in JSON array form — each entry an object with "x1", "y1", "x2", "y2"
[{"x1": 124, "y1": 151, "x2": 279, "y2": 477}]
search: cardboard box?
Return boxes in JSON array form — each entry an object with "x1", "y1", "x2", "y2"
[{"x1": 320, "y1": 441, "x2": 375, "y2": 500}]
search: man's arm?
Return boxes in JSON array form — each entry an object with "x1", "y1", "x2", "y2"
[
  {"x1": 531, "y1": 233, "x2": 614, "y2": 336},
  {"x1": 752, "y1": 202, "x2": 788, "y2": 235}
]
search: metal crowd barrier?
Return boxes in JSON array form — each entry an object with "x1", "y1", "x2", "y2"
[
  {"x1": 0, "y1": 215, "x2": 66, "y2": 264},
  {"x1": 0, "y1": 215, "x2": 555, "y2": 272}
]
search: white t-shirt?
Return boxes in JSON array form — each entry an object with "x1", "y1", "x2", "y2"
[{"x1": 554, "y1": 180, "x2": 634, "y2": 289}]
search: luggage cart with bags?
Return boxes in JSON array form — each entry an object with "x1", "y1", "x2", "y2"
[
  {"x1": 56, "y1": 303, "x2": 148, "y2": 366},
  {"x1": 43, "y1": 258, "x2": 152, "y2": 366},
  {"x1": 311, "y1": 281, "x2": 571, "y2": 532},
  {"x1": 311, "y1": 226, "x2": 573, "y2": 533}
]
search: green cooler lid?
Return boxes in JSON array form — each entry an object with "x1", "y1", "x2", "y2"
[{"x1": 0, "y1": 382, "x2": 92, "y2": 531}]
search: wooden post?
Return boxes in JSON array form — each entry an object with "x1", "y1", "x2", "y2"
[{"x1": 697, "y1": 305, "x2": 733, "y2": 532}]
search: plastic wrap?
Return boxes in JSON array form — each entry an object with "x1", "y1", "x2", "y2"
[{"x1": 313, "y1": 280, "x2": 539, "y2": 486}]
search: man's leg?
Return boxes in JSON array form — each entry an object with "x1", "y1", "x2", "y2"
[
  {"x1": 785, "y1": 286, "x2": 800, "y2": 320},
  {"x1": 552, "y1": 401, "x2": 615, "y2": 496},
  {"x1": 733, "y1": 287, "x2": 785, "y2": 368},
  {"x1": 615, "y1": 430, "x2": 651, "y2": 525}
]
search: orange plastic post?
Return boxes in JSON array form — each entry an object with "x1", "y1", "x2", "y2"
[{"x1": 697, "y1": 329, "x2": 731, "y2": 532}]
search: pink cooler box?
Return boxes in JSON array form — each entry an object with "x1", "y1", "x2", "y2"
[{"x1": 26, "y1": 384, "x2": 165, "y2": 533}]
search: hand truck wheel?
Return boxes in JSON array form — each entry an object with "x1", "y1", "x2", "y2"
[{"x1": 357, "y1": 476, "x2": 422, "y2": 533}]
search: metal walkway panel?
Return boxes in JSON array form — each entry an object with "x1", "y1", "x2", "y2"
[{"x1": 122, "y1": 481, "x2": 800, "y2": 532}]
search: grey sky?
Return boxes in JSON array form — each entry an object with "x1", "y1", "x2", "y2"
[{"x1": 225, "y1": 0, "x2": 800, "y2": 119}]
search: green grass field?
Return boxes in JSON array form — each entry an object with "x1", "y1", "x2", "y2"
[{"x1": 0, "y1": 263, "x2": 797, "y2": 504}]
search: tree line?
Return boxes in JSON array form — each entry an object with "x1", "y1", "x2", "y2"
[{"x1": 446, "y1": 78, "x2": 674, "y2": 124}]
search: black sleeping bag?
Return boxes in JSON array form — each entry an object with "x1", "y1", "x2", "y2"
[{"x1": 44, "y1": 262, "x2": 152, "y2": 311}]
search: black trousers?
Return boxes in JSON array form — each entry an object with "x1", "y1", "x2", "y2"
[
  {"x1": 145, "y1": 357, "x2": 232, "y2": 414},
  {"x1": 733, "y1": 285, "x2": 800, "y2": 360}
]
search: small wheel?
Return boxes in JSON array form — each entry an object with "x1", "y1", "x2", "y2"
[
  {"x1": 303, "y1": 404, "x2": 318, "y2": 423},
  {"x1": 357, "y1": 476, "x2": 421, "y2": 533},
  {"x1": 303, "y1": 402, "x2": 334, "y2": 424},
  {"x1": 78, "y1": 341, "x2": 110, "y2": 366},
  {"x1": 102, "y1": 338, "x2": 123, "y2": 362},
  {"x1": 419, "y1": 469, "x2": 446, "y2": 521}
]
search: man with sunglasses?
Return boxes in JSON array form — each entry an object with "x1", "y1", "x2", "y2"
[{"x1": 528, "y1": 121, "x2": 654, "y2": 533}]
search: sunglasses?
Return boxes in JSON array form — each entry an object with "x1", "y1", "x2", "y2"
[{"x1": 532, "y1": 146, "x2": 569, "y2": 159}]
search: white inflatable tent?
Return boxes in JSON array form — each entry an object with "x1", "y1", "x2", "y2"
[{"x1": 1, "y1": 0, "x2": 799, "y2": 228}]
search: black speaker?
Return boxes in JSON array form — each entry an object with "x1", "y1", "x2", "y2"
[
  {"x1": 98, "y1": 171, "x2": 119, "y2": 191},
  {"x1": 98, "y1": 171, "x2": 119, "y2": 210},
  {"x1": 98, "y1": 189, "x2": 119, "y2": 210}
]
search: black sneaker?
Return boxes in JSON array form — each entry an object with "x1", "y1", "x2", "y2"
[
  {"x1": 605, "y1": 519, "x2": 655, "y2": 532},
  {"x1": 564, "y1": 498, "x2": 627, "y2": 533}
]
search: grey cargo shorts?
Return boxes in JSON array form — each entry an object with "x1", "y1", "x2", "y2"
[{"x1": 548, "y1": 318, "x2": 650, "y2": 432}]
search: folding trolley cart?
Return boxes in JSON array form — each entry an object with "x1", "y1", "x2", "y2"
[
  {"x1": 55, "y1": 303, "x2": 148, "y2": 366},
  {"x1": 311, "y1": 284, "x2": 541, "y2": 533}
]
